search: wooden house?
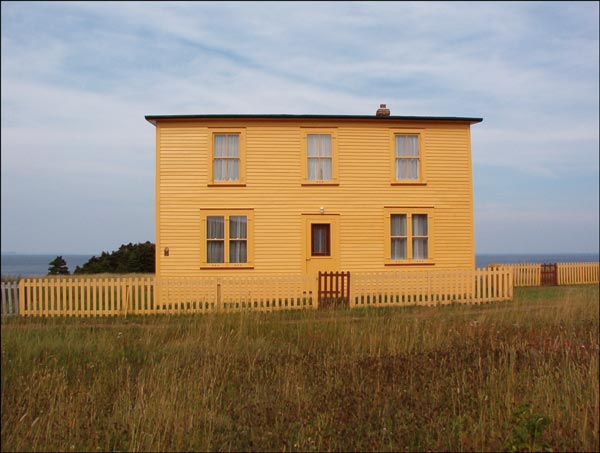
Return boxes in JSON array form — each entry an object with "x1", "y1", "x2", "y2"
[{"x1": 146, "y1": 105, "x2": 482, "y2": 279}]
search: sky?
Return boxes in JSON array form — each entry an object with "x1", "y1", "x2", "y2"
[{"x1": 1, "y1": 1, "x2": 599, "y2": 255}]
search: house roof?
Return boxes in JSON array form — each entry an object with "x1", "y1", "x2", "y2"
[{"x1": 144, "y1": 114, "x2": 483, "y2": 126}]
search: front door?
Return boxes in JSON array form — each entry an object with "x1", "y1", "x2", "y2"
[{"x1": 303, "y1": 215, "x2": 340, "y2": 275}]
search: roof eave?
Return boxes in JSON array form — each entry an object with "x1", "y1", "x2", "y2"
[{"x1": 144, "y1": 114, "x2": 483, "y2": 125}]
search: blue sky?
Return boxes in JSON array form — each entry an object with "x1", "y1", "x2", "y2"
[{"x1": 1, "y1": 1, "x2": 598, "y2": 255}]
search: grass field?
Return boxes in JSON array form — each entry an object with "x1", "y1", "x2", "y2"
[{"x1": 1, "y1": 285, "x2": 598, "y2": 452}]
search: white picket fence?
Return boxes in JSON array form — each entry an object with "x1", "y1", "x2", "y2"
[
  {"x1": 494, "y1": 262, "x2": 599, "y2": 287},
  {"x1": 1, "y1": 282, "x2": 19, "y2": 316},
  {"x1": 352, "y1": 267, "x2": 513, "y2": 307},
  {"x1": 5, "y1": 267, "x2": 515, "y2": 318}
]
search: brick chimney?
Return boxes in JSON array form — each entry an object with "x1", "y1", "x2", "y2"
[{"x1": 376, "y1": 104, "x2": 390, "y2": 117}]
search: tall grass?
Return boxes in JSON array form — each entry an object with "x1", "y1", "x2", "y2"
[{"x1": 1, "y1": 285, "x2": 598, "y2": 452}]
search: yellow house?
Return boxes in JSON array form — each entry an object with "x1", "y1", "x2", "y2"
[{"x1": 146, "y1": 105, "x2": 482, "y2": 279}]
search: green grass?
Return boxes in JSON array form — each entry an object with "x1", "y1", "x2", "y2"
[{"x1": 1, "y1": 285, "x2": 598, "y2": 452}]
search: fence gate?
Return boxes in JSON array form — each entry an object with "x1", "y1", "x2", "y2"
[
  {"x1": 541, "y1": 263, "x2": 557, "y2": 286},
  {"x1": 318, "y1": 271, "x2": 350, "y2": 309}
]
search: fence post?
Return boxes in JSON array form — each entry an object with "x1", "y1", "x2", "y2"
[
  {"x1": 312, "y1": 273, "x2": 318, "y2": 309},
  {"x1": 156, "y1": 277, "x2": 161, "y2": 314},
  {"x1": 317, "y1": 272, "x2": 322, "y2": 309},
  {"x1": 123, "y1": 278, "x2": 131, "y2": 317},
  {"x1": 13, "y1": 282, "x2": 18, "y2": 316},
  {"x1": 346, "y1": 271, "x2": 351, "y2": 309},
  {"x1": 217, "y1": 279, "x2": 222, "y2": 312},
  {"x1": 18, "y1": 279, "x2": 26, "y2": 316},
  {"x1": 348, "y1": 272, "x2": 354, "y2": 308}
]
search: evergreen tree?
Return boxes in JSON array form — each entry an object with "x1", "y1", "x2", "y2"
[
  {"x1": 74, "y1": 242, "x2": 155, "y2": 274},
  {"x1": 48, "y1": 256, "x2": 70, "y2": 275}
]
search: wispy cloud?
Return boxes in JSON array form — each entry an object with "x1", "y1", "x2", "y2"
[{"x1": 1, "y1": 1, "x2": 598, "y2": 253}]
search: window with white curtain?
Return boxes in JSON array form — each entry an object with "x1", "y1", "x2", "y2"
[
  {"x1": 229, "y1": 216, "x2": 247, "y2": 263},
  {"x1": 213, "y1": 134, "x2": 240, "y2": 181},
  {"x1": 207, "y1": 216, "x2": 225, "y2": 263},
  {"x1": 390, "y1": 214, "x2": 407, "y2": 260},
  {"x1": 205, "y1": 213, "x2": 249, "y2": 265},
  {"x1": 307, "y1": 134, "x2": 332, "y2": 180},
  {"x1": 388, "y1": 212, "x2": 429, "y2": 261},
  {"x1": 395, "y1": 134, "x2": 420, "y2": 180},
  {"x1": 412, "y1": 214, "x2": 428, "y2": 259}
]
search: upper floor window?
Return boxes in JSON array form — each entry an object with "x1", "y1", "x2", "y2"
[
  {"x1": 390, "y1": 130, "x2": 425, "y2": 185},
  {"x1": 209, "y1": 129, "x2": 246, "y2": 185},
  {"x1": 302, "y1": 129, "x2": 339, "y2": 185},
  {"x1": 395, "y1": 134, "x2": 420, "y2": 180},
  {"x1": 214, "y1": 134, "x2": 240, "y2": 181},
  {"x1": 307, "y1": 134, "x2": 332, "y2": 181}
]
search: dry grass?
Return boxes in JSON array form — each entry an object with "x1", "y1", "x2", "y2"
[{"x1": 1, "y1": 285, "x2": 598, "y2": 452}]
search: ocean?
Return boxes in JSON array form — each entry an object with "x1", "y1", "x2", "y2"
[
  {"x1": 1, "y1": 254, "x2": 95, "y2": 278},
  {"x1": 475, "y1": 253, "x2": 599, "y2": 268},
  {"x1": 1, "y1": 253, "x2": 598, "y2": 278}
]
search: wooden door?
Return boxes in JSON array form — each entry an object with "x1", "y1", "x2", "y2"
[{"x1": 303, "y1": 215, "x2": 340, "y2": 276}]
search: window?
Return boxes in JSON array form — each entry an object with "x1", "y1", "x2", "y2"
[
  {"x1": 390, "y1": 130, "x2": 425, "y2": 184},
  {"x1": 206, "y1": 216, "x2": 225, "y2": 263},
  {"x1": 214, "y1": 134, "x2": 239, "y2": 181},
  {"x1": 209, "y1": 129, "x2": 246, "y2": 185},
  {"x1": 395, "y1": 135, "x2": 419, "y2": 180},
  {"x1": 229, "y1": 216, "x2": 248, "y2": 263},
  {"x1": 201, "y1": 209, "x2": 253, "y2": 267},
  {"x1": 307, "y1": 134, "x2": 332, "y2": 181},
  {"x1": 412, "y1": 214, "x2": 428, "y2": 260},
  {"x1": 302, "y1": 129, "x2": 338, "y2": 185},
  {"x1": 390, "y1": 214, "x2": 407, "y2": 260},
  {"x1": 385, "y1": 208, "x2": 433, "y2": 264},
  {"x1": 311, "y1": 224, "x2": 331, "y2": 256}
]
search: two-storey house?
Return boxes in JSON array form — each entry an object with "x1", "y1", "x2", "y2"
[{"x1": 146, "y1": 105, "x2": 482, "y2": 279}]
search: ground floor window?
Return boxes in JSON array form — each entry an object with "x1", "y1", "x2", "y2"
[
  {"x1": 201, "y1": 209, "x2": 253, "y2": 268},
  {"x1": 411, "y1": 214, "x2": 428, "y2": 259},
  {"x1": 385, "y1": 208, "x2": 433, "y2": 264}
]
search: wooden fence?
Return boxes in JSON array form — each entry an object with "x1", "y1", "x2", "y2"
[
  {"x1": 11, "y1": 268, "x2": 514, "y2": 318},
  {"x1": 1, "y1": 282, "x2": 19, "y2": 316},
  {"x1": 493, "y1": 262, "x2": 599, "y2": 287},
  {"x1": 558, "y1": 262, "x2": 599, "y2": 285},
  {"x1": 18, "y1": 276, "x2": 156, "y2": 317},
  {"x1": 16, "y1": 274, "x2": 316, "y2": 317},
  {"x1": 5, "y1": 263, "x2": 597, "y2": 318},
  {"x1": 156, "y1": 274, "x2": 316, "y2": 314},
  {"x1": 505, "y1": 263, "x2": 541, "y2": 287},
  {"x1": 352, "y1": 267, "x2": 513, "y2": 308}
]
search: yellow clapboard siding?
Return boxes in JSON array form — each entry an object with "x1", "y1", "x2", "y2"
[{"x1": 153, "y1": 118, "x2": 477, "y2": 277}]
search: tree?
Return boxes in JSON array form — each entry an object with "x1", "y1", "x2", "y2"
[
  {"x1": 48, "y1": 256, "x2": 70, "y2": 275},
  {"x1": 74, "y1": 242, "x2": 155, "y2": 274}
]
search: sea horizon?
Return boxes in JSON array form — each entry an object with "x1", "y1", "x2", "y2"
[
  {"x1": 1, "y1": 254, "x2": 97, "y2": 277},
  {"x1": 1, "y1": 252, "x2": 598, "y2": 278}
]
